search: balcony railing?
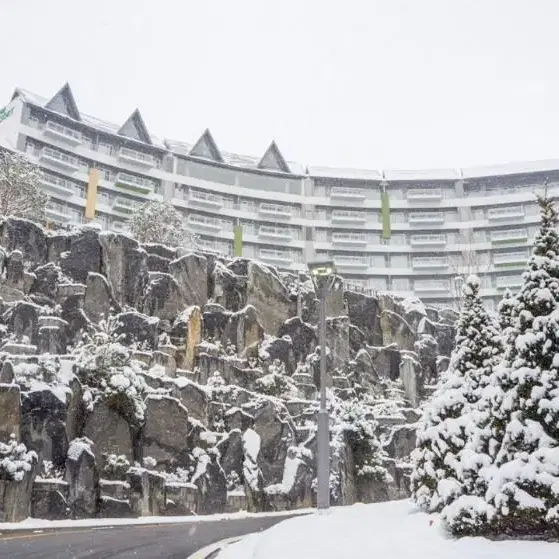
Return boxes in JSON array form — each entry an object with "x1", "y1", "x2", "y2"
[
  {"x1": 259, "y1": 249, "x2": 292, "y2": 264},
  {"x1": 494, "y1": 251, "x2": 528, "y2": 267},
  {"x1": 189, "y1": 190, "x2": 223, "y2": 208},
  {"x1": 331, "y1": 233, "x2": 368, "y2": 245},
  {"x1": 187, "y1": 215, "x2": 221, "y2": 231},
  {"x1": 45, "y1": 121, "x2": 82, "y2": 144},
  {"x1": 330, "y1": 187, "x2": 367, "y2": 200},
  {"x1": 258, "y1": 225, "x2": 292, "y2": 240},
  {"x1": 406, "y1": 187, "x2": 442, "y2": 201},
  {"x1": 414, "y1": 280, "x2": 450, "y2": 293},
  {"x1": 496, "y1": 276, "x2": 523, "y2": 289},
  {"x1": 331, "y1": 210, "x2": 367, "y2": 223},
  {"x1": 41, "y1": 173, "x2": 76, "y2": 197},
  {"x1": 408, "y1": 212, "x2": 445, "y2": 225},
  {"x1": 412, "y1": 257, "x2": 449, "y2": 269},
  {"x1": 410, "y1": 234, "x2": 446, "y2": 246},
  {"x1": 490, "y1": 228, "x2": 528, "y2": 244},
  {"x1": 118, "y1": 147, "x2": 155, "y2": 167},
  {"x1": 488, "y1": 206, "x2": 524, "y2": 221},
  {"x1": 115, "y1": 172, "x2": 154, "y2": 194},
  {"x1": 113, "y1": 197, "x2": 140, "y2": 214},
  {"x1": 40, "y1": 147, "x2": 80, "y2": 172},
  {"x1": 334, "y1": 256, "x2": 369, "y2": 269},
  {"x1": 258, "y1": 202, "x2": 292, "y2": 218},
  {"x1": 46, "y1": 204, "x2": 75, "y2": 223}
]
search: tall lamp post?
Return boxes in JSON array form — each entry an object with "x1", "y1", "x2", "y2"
[{"x1": 308, "y1": 259, "x2": 342, "y2": 511}]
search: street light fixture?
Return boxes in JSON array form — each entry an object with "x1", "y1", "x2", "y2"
[{"x1": 308, "y1": 259, "x2": 342, "y2": 511}]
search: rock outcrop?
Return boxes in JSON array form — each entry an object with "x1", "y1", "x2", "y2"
[{"x1": 0, "y1": 219, "x2": 457, "y2": 520}]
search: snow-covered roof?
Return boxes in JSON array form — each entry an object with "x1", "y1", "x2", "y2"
[{"x1": 11, "y1": 85, "x2": 559, "y2": 183}]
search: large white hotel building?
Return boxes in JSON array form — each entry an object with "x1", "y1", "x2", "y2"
[{"x1": 0, "y1": 83, "x2": 552, "y2": 310}]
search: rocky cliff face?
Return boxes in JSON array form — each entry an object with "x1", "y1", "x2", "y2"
[{"x1": 0, "y1": 217, "x2": 456, "y2": 521}]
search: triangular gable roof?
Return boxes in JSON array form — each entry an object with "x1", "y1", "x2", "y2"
[
  {"x1": 258, "y1": 141, "x2": 290, "y2": 173},
  {"x1": 190, "y1": 129, "x2": 223, "y2": 162},
  {"x1": 117, "y1": 109, "x2": 152, "y2": 145},
  {"x1": 45, "y1": 83, "x2": 81, "y2": 121}
]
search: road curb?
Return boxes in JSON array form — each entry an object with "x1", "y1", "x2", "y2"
[{"x1": 187, "y1": 533, "x2": 257, "y2": 559}]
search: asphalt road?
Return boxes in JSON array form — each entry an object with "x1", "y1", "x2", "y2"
[{"x1": 0, "y1": 515, "x2": 299, "y2": 559}]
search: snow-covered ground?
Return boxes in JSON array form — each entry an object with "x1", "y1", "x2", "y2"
[
  {"x1": 218, "y1": 499, "x2": 559, "y2": 559},
  {"x1": 0, "y1": 507, "x2": 312, "y2": 532}
]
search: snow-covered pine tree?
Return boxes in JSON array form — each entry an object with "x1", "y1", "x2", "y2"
[
  {"x1": 455, "y1": 194, "x2": 559, "y2": 537},
  {"x1": 497, "y1": 288, "x2": 516, "y2": 333},
  {"x1": 129, "y1": 200, "x2": 198, "y2": 248},
  {"x1": 410, "y1": 275, "x2": 502, "y2": 513},
  {"x1": 0, "y1": 149, "x2": 48, "y2": 222}
]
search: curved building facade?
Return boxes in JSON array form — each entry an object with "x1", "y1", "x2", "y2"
[{"x1": 0, "y1": 83, "x2": 552, "y2": 310}]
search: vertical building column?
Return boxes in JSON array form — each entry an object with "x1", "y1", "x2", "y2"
[
  {"x1": 162, "y1": 154, "x2": 176, "y2": 202},
  {"x1": 85, "y1": 168, "x2": 99, "y2": 221},
  {"x1": 302, "y1": 176, "x2": 316, "y2": 265}
]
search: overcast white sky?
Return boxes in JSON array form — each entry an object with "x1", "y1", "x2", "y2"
[{"x1": 1, "y1": 0, "x2": 558, "y2": 170}]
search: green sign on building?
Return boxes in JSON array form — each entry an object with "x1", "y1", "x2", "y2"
[{"x1": 0, "y1": 106, "x2": 14, "y2": 123}]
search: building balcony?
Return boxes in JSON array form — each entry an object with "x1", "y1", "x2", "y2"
[
  {"x1": 46, "y1": 204, "x2": 75, "y2": 223},
  {"x1": 118, "y1": 147, "x2": 155, "y2": 168},
  {"x1": 330, "y1": 187, "x2": 367, "y2": 200},
  {"x1": 408, "y1": 212, "x2": 445, "y2": 225},
  {"x1": 331, "y1": 233, "x2": 368, "y2": 245},
  {"x1": 490, "y1": 228, "x2": 528, "y2": 244},
  {"x1": 496, "y1": 276, "x2": 523, "y2": 290},
  {"x1": 40, "y1": 147, "x2": 80, "y2": 172},
  {"x1": 488, "y1": 206, "x2": 525, "y2": 221},
  {"x1": 406, "y1": 187, "x2": 443, "y2": 201},
  {"x1": 41, "y1": 174, "x2": 76, "y2": 197},
  {"x1": 494, "y1": 251, "x2": 528, "y2": 267},
  {"x1": 412, "y1": 257, "x2": 449, "y2": 269},
  {"x1": 113, "y1": 197, "x2": 140, "y2": 214},
  {"x1": 258, "y1": 249, "x2": 292, "y2": 265},
  {"x1": 414, "y1": 281, "x2": 450, "y2": 293},
  {"x1": 410, "y1": 234, "x2": 447, "y2": 247},
  {"x1": 258, "y1": 202, "x2": 292, "y2": 219},
  {"x1": 334, "y1": 257, "x2": 369, "y2": 269},
  {"x1": 189, "y1": 190, "x2": 223, "y2": 208},
  {"x1": 331, "y1": 210, "x2": 367, "y2": 223},
  {"x1": 44, "y1": 121, "x2": 82, "y2": 145},
  {"x1": 115, "y1": 172, "x2": 154, "y2": 194},
  {"x1": 187, "y1": 215, "x2": 222, "y2": 231},
  {"x1": 258, "y1": 225, "x2": 292, "y2": 241}
]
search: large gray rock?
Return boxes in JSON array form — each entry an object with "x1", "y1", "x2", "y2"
[
  {"x1": 60, "y1": 227, "x2": 102, "y2": 283},
  {"x1": 172, "y1": 379, "x2": 208, "y2": 423},
  {"x1": 31, "y1": 479, "x2": 69, "y2": 520},
  {"x1": 386, "y1": 425, "x2": 417, "y2": 460},
  {"x1": 83, "y1": 272, "x2": 121, "y2": 323},
  {"x1": 0, "y1": 384, "x2": 21, "y2": 442},
  {"x1": 380, "y1": 310, "x2": 416, "y2": 351},
  {"x1": 141, "y1": 395, "x2": 189, "y2": 469},
  {"x1": 326, "y1": 316, "x2": 350, "y2": 370},
  {"x1": 83, "y1": 401, "x2": 134, "y2": 462},
  {"x1": 141, "y1": 272, "x2": 183, "y2": 321},
  {"x1": 345, "y1": 291, "x2": 382, "y2": 345},
  {"x1": 127, "y1": 468, "x2": 166, "y2": 516},
  {"x1": 228, "y1": 305, "x2": 264, "y2": 354},
  {"x1": 99, "y1": 232, "x2": 148, "y2": 307},
  {"x1": 192, "y1": 451, "x2": 227, "y2": 514},
  {"x1": 6, "y1": 301, "x2": 41, "y2": 344},
  {"x1": 21, "y1": 388, "x2": 70, "y2": 469},
  {"x1": 246, "y1": 262, "x2": 293, "y2": 336},
  {"x1": 114, "y1": 311, "x2": 159, "y2": 349},
  {"x1": 278, "y1": 317, "x2": 317, "y2": 364},
  {"x1": 38, "y1": 326, "x2": 67, "y2": 355},
  {"x1": 0, "y1": 465, "x2": 36, "y2": 522},
  {"x1": 1, "y1": 217, "x2": 47, "y2": 265},
  {"x1": 169, "y1": 253, "x2": 208, "y2": 307},
  {"x1": 32, "y1": 262, "x2": 62, "y2": 300},
  {"x1": 65, "y1": 438, "x2": 100, "y2": 519},
  {"x1": 6, "y1": 250, "x2": 24, "y2": 290}
]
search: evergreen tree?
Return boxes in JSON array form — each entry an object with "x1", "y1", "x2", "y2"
[
  {"x1": 497, "y1": 288, "x2": 515, "y2": 332},
  {"x1": 445, "y1": 195, "x2": 559, "y2": 537},
  {"x1": 410, "y1": 275, "x2": 502, "y2": 512}
]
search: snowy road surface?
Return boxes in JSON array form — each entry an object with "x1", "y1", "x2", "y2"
[{"x1": 0, "y1": 515, "x2": 298, "y2": 558}]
